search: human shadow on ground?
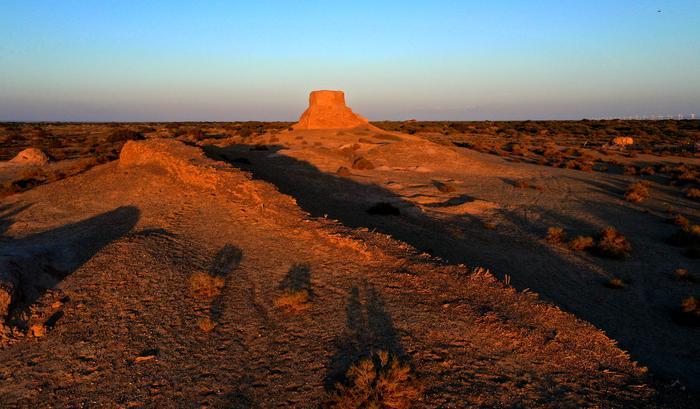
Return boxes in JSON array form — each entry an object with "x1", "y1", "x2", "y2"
[
  {"x1": 208, "y1": 244, "x2": 243, "y2": 322},
  {"x1": 205, "y1": 143, "x2": 700, "y2": 390},
  {"x1": 278, "y1": 263, "x2": 313, "y2": 296},
  {"x1": 324, "y1": 284, "x2": 407, "y2": 390},
  {"x1": 0, "y1": 205, "x2": 140, "y2": 326}
]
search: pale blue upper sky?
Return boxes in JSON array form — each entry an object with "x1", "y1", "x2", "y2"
[{"x1": 1, "y1": 1, "x2": 699, "y2": 121}]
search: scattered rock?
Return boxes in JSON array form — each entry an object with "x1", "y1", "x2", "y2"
[
  {"x1": 352, "y1": 157, "x2": 374, "y2": 170},
  {"x1": 432, "y1": 180, "x2": 456, "y2": 193},
  {"x1": 337, "y1": 166, "x2": 352, "y2": 177}
]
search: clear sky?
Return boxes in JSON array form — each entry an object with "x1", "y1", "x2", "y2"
[{"x1": 1, "y1": 1, "x2": 699, "y2": 121}]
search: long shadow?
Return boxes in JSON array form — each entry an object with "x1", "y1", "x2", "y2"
[
  {"x1": 324, "y1": 284, "x2": 407, "y2": 390},
  {"x1": 278, "y1": 263, "x2": 312, "y2": 295},
  {"x1": 208, "y1": 244, "x2": 243, "y2": 322},
  {"x1": 0, "y1": 203, "x2": 32, "y2": 237},
  {"x1": 205, "y1": 142, "x2": 700, "y2": 391},
  {"x1": 0, "y1": 205, "x2": 140, "y2": 326}
]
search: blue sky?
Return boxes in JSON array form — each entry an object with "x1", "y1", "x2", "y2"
[{"x1": 1, "y1": 0, "x2": 699, "y2": 121}]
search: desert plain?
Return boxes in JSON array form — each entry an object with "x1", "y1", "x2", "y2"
[{"x1": 0, "y1": 91, "x2": 698, "y2": 407}]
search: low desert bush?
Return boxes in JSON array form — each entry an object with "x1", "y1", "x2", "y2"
[
  {"x1": 273, "y1": 290, "x2": 310, "y2": 312},
  {"x1": 670, "y1": 214, "x2": 690, "y2": 228},
  {"x1": 639, "y1": 166, "x2": 655, "y2": 176},
  {"x1": 546, "y1": 227, "x2": 566, "y2": 244},
  {"x1": 624, "y1": 181, "x2": 650, "y2": 203},
  {"x1": 685, "y1": 188, "x2": 700, "y2": 200},
  {"x1": 326, "y1": 350, "x2": 422, "y2": 409},
  {"x1": 189, "y1": 272, "x2": 225, "y2": 299},
  {"x1": 674, "y1": 268, "x2": 697, "y2": 283},
  {"x1": 605, "y1": 277, "x2": 625, "y2": 289},
  {"x1": 197, "y1": 317, "x2": 217, "y2": 332},
  {"x1": 569, "y1": 236, "x2": 595, "y2": 251},
  {"x1": 596, "y1": 227, "x2": 632, "y2": 259},
  {"x1": 623, "y1": 165, "x2": 638, "y2": 176},
  {"x1": 673, "y1": 296, "x2": 700, "y2": 326}
]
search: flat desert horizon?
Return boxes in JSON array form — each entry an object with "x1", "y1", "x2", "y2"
[{"x1": 2, "y1": 2, "x2": 700, "y2": 408}]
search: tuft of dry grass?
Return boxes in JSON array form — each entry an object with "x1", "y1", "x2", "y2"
[
  {"x1": 546, "y1": 227, "x2": 566, "y2": 244},
  {"x1": 189, "y1": 272, "x2": 225, "y2": 299},
  {"x1": 674, "y1": 296, "x2": 700, "y2": 326},
  {"x1": 624, "y1": 181, "x2": 650, "y2": 203},
  {"x1": 605, "y1": 277, "x2": 625, "y2": 289},
  {"x1": 640, "y1": 166, "x2": 655, "y2": 176},
  {"x1": 197, "y1": 317, "x2": 217, "y2": 332},
  {"x1": 674, "y1": 268, "x2": 697, "y2": 283},
  {"x1": 670, "y1": 214, "x2": 690, "y2": 229},
  {"x1": 685, "y1": 188, "x2": 700, "y2": 200},
  {"x1": 596, "y1": 227, "x2": 632, "y2": 259},
  {"x1": 327, "y1": 351, "x2": 422, "y2": 409},
  {"x1": 569, "y1": 236, "x2": 595, "y2": 251},
  {"x1": 273, "y1": 290, "x2": 310, "y2": 312}
]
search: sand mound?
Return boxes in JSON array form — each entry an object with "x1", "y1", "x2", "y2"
[
  {"x1": 293, "y1": 90, "x2": 374, "y2": 130},
  {"x1": 119, "y1": 139, "x2": 298, "y2": 212},
  {"x1": 9, "y1": 148, "x2": 49, "y2": 166}
]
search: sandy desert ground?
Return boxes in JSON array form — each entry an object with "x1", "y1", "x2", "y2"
[{"x1": 0, "y1": 91, "x2": 698, "y2": 407}]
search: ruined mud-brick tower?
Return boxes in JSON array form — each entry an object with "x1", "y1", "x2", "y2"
[{"x1": 293, "y1": 90, "x2": 370, "y2": 130}]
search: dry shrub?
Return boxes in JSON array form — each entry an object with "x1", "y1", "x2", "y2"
[
  {"x1": 197, "y1": 317, "x2": 217, "y2": 332},
  {"x1": 624, "y1": 181, "x2": 650, "y2": 203},
  {"x1": 596, "y1": 227, "x2": 632, "y2": 259},
  {"x1": 274, "y1": 290, "x2": 310, "y2": 312},
  {"x1": 685, "y1": 188, "x2": 700, "y2": 200},
  {"x1": 569, "y1": 236, "x2": 594, "y2": 251},
  {"x1": 189, "y1": 272, "x2": 225, "y2": 299},
  {"x1": 674, "y1": 268, "x2": 697, "y2": 283},
  {"x1": 674, "y1": 297, "x2": 700, "y2": 326},
  {"x1": 623, "y1": 166, "x2": 638, "y2": 176},
  {"x1": 671, "y1": 214, "x2": 690, "y2": 228},
  {"x1": 640, "y1": 166, "x2": 655, "y2": 176},
  {"x1": 605, "y1": 277, "x2": 625, "y2": 289},
  {"x1": 546, "y1": 227, "x2": 566, "y2": 244},
  {"x1": 327, "y1": 351, "x2": 422, "y2": 409}
]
